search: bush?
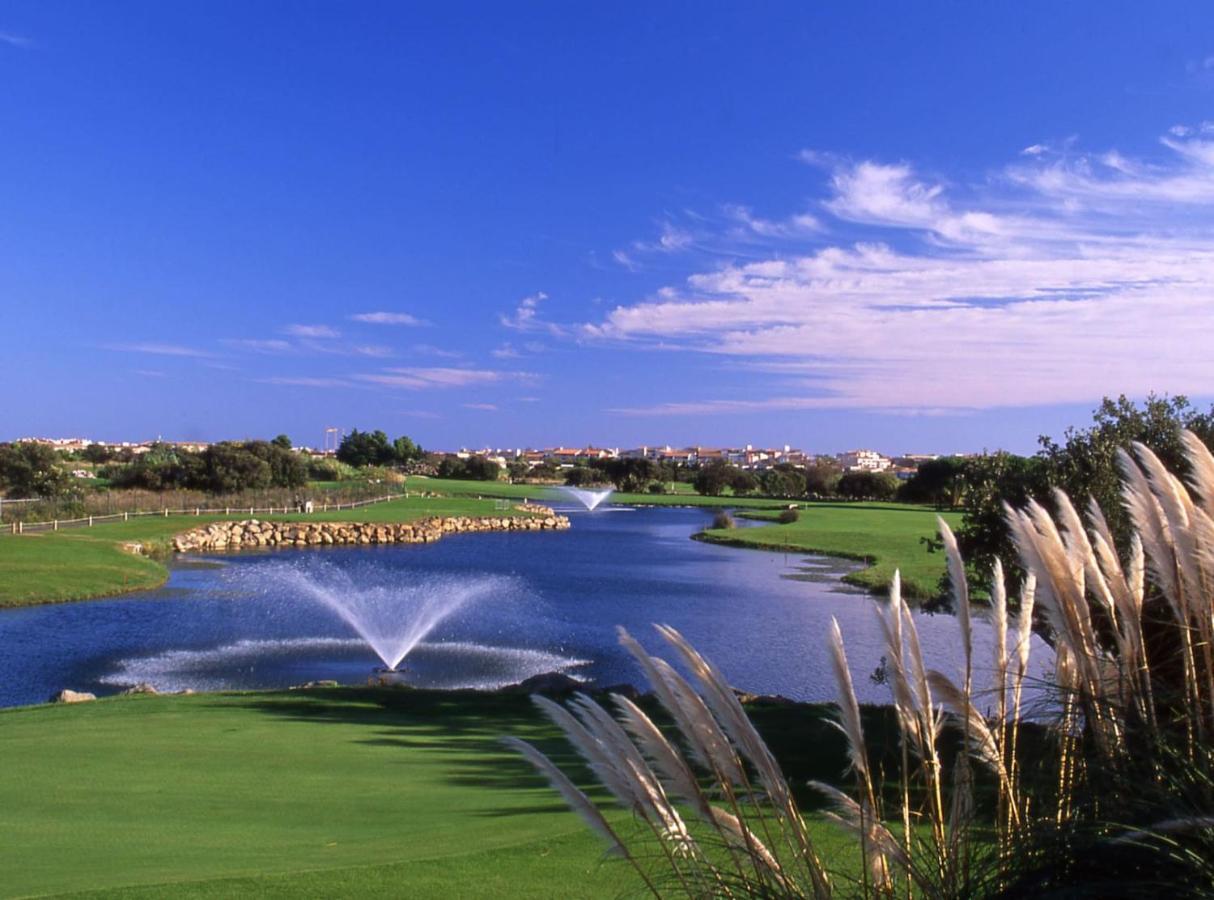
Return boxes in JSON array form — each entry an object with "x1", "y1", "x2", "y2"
[
  {"x1": 776, "y1": 507, "x2": 799, "y2": 524},
  {"x1": 710, "y1": 510, "x2": 735, "y2": 529},
  {"x1": 647, "y1": 482, "x2": 667, "y2": 494}
]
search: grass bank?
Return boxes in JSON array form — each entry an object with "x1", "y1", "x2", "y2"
[
  {"x1": 0, "y1": 495, "x2": 534, "y2": 608},
  {"x1": 0, "y1": 688, "x2": 862, "y2": 898},
  {"x1": 698, "y1": 502, "x2": 962, "y2": 599}
]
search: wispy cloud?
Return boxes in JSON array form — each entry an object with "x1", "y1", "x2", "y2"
[
  {"x1": 0, "y1": 31, "x2": 33, "y2": 49},
  {"x1": 586, "y1": 126, "x2": 1214, "y2": 414},
  {"x1": 257, "y1": 376, "x2": 356, "y2": 388},
  {"x1": 351, "y1": 311, "x2": 427, "y2": 326},
  {"x1": 410, "y1": 344, "x2": 463, "y2": 359},
  {"x1": 105, "y1": 342, "x2": 212, "y2": 358},
  {"x1": 499, "y1": 291, "x2": 568, "y2": 336},
  {"x1": 462, "y1": 402, "x2": 498, "y2": 411},
  {"x1": 357, "y1": 367, "x2": 537, "y2": 390},
  {"x1": 133, "y1": 369, "x2": 167, "y2": 378},
  {"x1": 224, "y1": 338, "x2": 293, "y2": 354},
  {"x1": 284, "y1": 324, "x2": 341, "y2": 339}
]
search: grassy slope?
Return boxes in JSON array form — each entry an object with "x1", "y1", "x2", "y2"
[
  {"x1": 700, "y1": 503, "x2": 963, "y2": 599},
  {"x1": 0, "y1": 689, "x2": 860, "y2": 899},
  {"x1": 0, "y1": 495, "x2": 532, "y2": 608}
]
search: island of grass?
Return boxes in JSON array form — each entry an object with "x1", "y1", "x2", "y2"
[
  {"x1": 0, "y1": 688, "x2": 867, "y2": 899},
  {"x1": 697, "y1": 502, "x2": 962, "y2": 599}
]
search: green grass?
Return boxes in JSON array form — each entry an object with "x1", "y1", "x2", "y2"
[
  {"x1": 420, "y1": 476, "x2": 793, "y2": 509},
  {"x1": 699, "y1": 502, "x2": 962, "y2": 599},
  {"x1": 0, "y1": 689, "x2": 861, "y2": 899},
  {"x1": 0, "y1": 494, "x2": 536, "y2": 608}
]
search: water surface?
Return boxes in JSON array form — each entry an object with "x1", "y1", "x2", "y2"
[{"x1": 0, "y1": 506, "x2": 1046, "y2": 707}]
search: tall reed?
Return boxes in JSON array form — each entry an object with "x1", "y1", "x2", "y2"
[{"x1": 506, "y1": 430, "x2": 1214, "y2": 897}]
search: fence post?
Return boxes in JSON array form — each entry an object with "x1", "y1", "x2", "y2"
[
  {"x1": 163, "y1": 508, "x2": 168, "y2": 518},
  {"x1": 88, "y1": 516, "x2": 93, "y2": 527},
  {"x1": 17, "y1": 522, "x2": 22, "y2": 534},
  {"x1": 54, "y1": 520, "x2": 58, "y2": 531},
  {"x1": 195, "y1": 508, "x2": 200, "y2": 516},
  {"x1": 124, "y1": 512, "x2": 129, "y2": 522},
  {"x1": 250, "y1": 506, "x2": 254, "y2": 516},
  {"x1": 226, "y1": 507, "x2": 230, "y2": 515}
]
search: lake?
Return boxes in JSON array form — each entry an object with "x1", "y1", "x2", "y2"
[{"x1": 0, "y1": 506, "x2": 1044, "y2": 707}]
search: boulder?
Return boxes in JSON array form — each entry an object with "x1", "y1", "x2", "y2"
[
  {"x1": 51, "y1": 689, "x2": 96, "y2": 704},
  {"x1": 506, "y1": 672, "x2": 583, "y2": 695},
  {"x1": 121, "y1": 683, "x2": 159, "y2": 695}
]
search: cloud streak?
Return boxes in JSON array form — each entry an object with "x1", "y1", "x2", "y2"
[
  {"x1": 587, "y1": 127, "x2": 1214, "y2": 414},
  {"x1": 351, "y1": 311, "x2": 427, "y2": 326}
]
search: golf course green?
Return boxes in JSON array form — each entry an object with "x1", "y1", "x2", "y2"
[{"x1": 0, "y1": 688, "x2": 860, "y2": 899}]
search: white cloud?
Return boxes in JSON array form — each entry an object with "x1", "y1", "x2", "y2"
[
  {"x1": 500, "y1": 292, "x2": 567, "y2": 336},
  {"x1": 462, "y1": 403, "x2": 498, "y2": 411},
  {"x1": 225, "y1": 338, "x2": 293, "y2": 354},
  {"x1": 585, "y1": 127, "x2": 1214, "y2": 414},
  {"x1": 350, "y1": 311, "x2": 426, "y2": 326},
  {"x1": 105, "y1": 342, "x2": 212, "y2": 357},
  {"x1": 284, "y1": 324, "x2": 340, "y2": 339},
  {"x1": 258, "y1": 376, "x2": 356, "y2": 388},
  {"x1": 357, "y1": 367, "x2": 537, "y2": 390}
]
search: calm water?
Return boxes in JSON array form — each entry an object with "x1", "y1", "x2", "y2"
[{"x1": 0, "y1": 506, "x2": 1047, "y2": 707}]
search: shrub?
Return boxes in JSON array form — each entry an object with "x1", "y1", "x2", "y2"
[
  {"x1": 710, "y1": 510, "x2": 735, "y2": 530},
  {"x1": 776, "y1": 507, "x2": 799, "y2": 524},
  {"x1": 647, "y1": 482, "x2": 666, "y2": 494}
]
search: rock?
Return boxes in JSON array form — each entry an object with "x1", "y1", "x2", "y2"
[
  {"x1": 51, "y1": 689, "x2": 96, "y2": 704},
  {"x1": 121, "y1": 683, "x2": 158, "y2": 695},
  {"x1": 506, "y1": 672, "x2": 583, "y2": 694}
]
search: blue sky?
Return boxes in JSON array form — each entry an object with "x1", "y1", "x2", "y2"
[{"x1": 3, "y1": 2, "x2": 1214, "y2": 454}]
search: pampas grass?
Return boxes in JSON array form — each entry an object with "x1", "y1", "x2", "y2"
[{"x1": 506, "y1": 429, "x2": 1214, "y2": 897}]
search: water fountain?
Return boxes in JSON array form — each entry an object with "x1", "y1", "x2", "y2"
[
  {"x1": 559, "y1": 486, "x2": 614, "y2": 511},
  {"x1": 272, "y1": 561, "x2": 508, "y2": 681}
]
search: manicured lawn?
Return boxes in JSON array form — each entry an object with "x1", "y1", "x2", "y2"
[
  {"x1": 0, "y1": 689, "x2": 861, "y2": 898},
  {"x1": 700, "y1": 502, "x2": 963, "y2": 599},
  {"x1": 0, "y1": 495, "x2": 535, "y2": 608}
]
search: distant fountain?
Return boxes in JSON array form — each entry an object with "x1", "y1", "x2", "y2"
[
  {"x1": 273, "y1": 562, "x2": 507, "y2": 673},
  {"x1": 559, "y1": 486, "x2": 614, "y2": 511}
]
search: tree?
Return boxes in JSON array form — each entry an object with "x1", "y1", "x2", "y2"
[
  {"x1": 244, "y1": 440, "x2": 307, "y2": 488},
  {"x1": 952, "y1": 394, "x2": 1214, "y2": 602},
  {"x1": 81, "y1": 443, "x2": 116, "y2": 464},
  {"x1": 506, "y1": 460, "x2": 530, "y2": 482},
  {"x1": 836, "y1": 470, "x2": 899, "y2": 500},
  {"x1": 730, "y1": 469, "x2": 758, "y2": 496},
  {"x1": 802, "y1": 459, "x2": 842, "y2": 497},
  {"x1": 899, "y1": 457, "x2": 968, "y2": 508},
  {"x1": 392, "y1": 435, "x2": 423, "y2": 463},
  {"x1": 271, "y1": 434, "x2": 292, "y2": 450},
  {"x1": 0, "y1": 442, "x2": 76, "y2": 498},
  {"x1": 336, "y1": 429, "x2": 395, "y2": 468},
  {"x1": 199, "y1": 443, "x2": 273, "y2": 493},
  {"x1": 564, "y1": 466, "x2": 601, "y2": 487},
  {"x1": 601, "y1": 458, "x2": 660, "y2": 492},
  {"x1": 761, "y1": 465, "x2": 807, "y2": 499},
  {"x1": 436, "y1": 455, "x2": 502, "y2": 481},
  {"x1": 693, "y1": 461, "x2": 736, "y2": 497}
]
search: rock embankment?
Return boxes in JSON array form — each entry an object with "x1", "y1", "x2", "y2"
[{"x1": 171, "y1": 506, "x2": 569, "y2": 553}]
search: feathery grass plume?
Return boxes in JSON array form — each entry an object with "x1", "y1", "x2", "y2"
[
  {"x1": 938, "y1": 518, "x2": 972, "y2": 692},
  {"x1": 498, "y1": 736, "x2": 631, "y2": 859},
  {"x1": 828, "y1": 617, "x2": 870, "y2": 785},
  {"x1": 927, "y1": 671, "x2": 1009, "y2": 785},
  {"x1": 990, "y1": 560, "x2": 1009, "y2": 722},
  {"x1": 612, "y1": 693, "x2": 709, "y2": 817},
  {"x1": 1182, "y1": 430, "x2": 1214, "y2": 518},
  {"x1": 809, "y1": 780, "x2": 901, "y2": 889}
]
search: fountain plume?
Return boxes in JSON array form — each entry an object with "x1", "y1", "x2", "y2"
[{"x1": 559, "y1": 486, "x2": 614, "y2": 511}]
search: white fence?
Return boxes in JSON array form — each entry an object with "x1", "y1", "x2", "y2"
[{"x1": 3, "y1": 493, "x2": 406, "y2": 536}]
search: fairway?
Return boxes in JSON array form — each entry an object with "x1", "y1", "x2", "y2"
[
  {"x1": 700, "y1": 502, "x2": 962, "y2": 599},
  {"x1": 0, "y1": 689, "x2": 860, "y2": 899}
]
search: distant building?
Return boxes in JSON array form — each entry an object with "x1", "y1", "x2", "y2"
[{"x1": 837, "y1": 449, "x2": 892, "y2": 472}]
